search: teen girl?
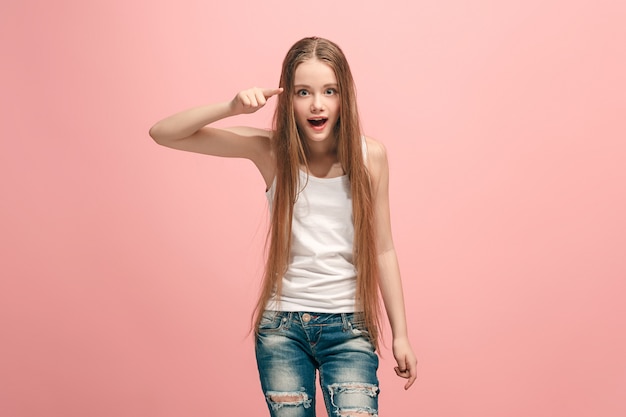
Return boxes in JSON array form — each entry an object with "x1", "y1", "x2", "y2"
[{"x1": 149, "y1": 37, "x2": 417, "y2": 417}]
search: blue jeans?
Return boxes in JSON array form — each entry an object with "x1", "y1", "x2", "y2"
[{"x1": 255, "y1": 311, "x2": 379, "y2": 417}]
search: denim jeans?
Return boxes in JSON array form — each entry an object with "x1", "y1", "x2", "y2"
[{"x1": 255, "y1": 311, "x2": 379, "y2": 417}]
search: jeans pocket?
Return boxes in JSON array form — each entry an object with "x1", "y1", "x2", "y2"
[
  {"x1": 347, "y1": 313, "x2": 370, "y2": 336},
  {"x1": 258, "y1": 311, "x2": 284, "y2": 332}
]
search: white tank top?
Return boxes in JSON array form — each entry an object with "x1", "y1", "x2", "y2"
[{"x1": 265, "y1": 170, "x2": 357, "y2": 312}]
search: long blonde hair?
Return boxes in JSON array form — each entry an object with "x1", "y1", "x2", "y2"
[{"x1": 253, "y1": 37, "x2": 381, "y2": 349}]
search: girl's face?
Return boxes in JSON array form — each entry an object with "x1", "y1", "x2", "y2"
[{"x1": 292, "y1": 58, "x2": 340, "y2": 145}]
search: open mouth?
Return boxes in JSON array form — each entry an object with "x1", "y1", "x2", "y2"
[{"x1": 307, "y1": 118, "x2": 328, "y2": 128}]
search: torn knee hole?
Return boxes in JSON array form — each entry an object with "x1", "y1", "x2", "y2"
[
  {"x1": 328, "y1": 384, "x2": 379, "y2": 417},
  {"x1": 269, "y1": 393, "x2": 306, "y2": 403},
  {"x1": 265, "y1": 390, "x2": 312, "y2": 410}
]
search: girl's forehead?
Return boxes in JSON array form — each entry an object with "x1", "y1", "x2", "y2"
[{"x1": 294, "y1": 59, "x2": 337, "y2": 85}]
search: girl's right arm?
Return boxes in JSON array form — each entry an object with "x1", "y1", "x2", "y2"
[{"x1": 149, "y1": 87, "x2": 283, "y2": 186}]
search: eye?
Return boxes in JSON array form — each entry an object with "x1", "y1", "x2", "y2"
[
  {"x1": 325, "y1": 88, "x2": 338, "y2": 95},
  {"x1": 296, "y1": 89, "x2": 310, "y2": 97}
]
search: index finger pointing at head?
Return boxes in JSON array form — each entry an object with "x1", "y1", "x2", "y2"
[{"x1": 263, "y1": 87, "x2": 283, "y2": 98}]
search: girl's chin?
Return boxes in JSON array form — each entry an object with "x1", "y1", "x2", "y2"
[{"x1": 302, "y1": 130, "x2": 334, "y2": 142}]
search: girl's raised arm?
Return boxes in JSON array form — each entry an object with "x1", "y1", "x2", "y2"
[{"x1": 149, "y1": 87, "x2": 282, "y2": 185}]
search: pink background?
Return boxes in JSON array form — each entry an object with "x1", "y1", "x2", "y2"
[{"x1": 2, "y1": 1, "x2": 625, "y2": 416}]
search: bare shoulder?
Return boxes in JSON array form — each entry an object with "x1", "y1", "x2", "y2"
[{"x1": 364, "y1": 136, "x2": 389, "y2": 182}]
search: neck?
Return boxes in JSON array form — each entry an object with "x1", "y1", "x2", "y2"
[
  {"x1": 304, "y1": 142, "x2": 343, "y2": 178},
  {"x1": 305, "y1": 135, "x2": 337, "y2": 158}
]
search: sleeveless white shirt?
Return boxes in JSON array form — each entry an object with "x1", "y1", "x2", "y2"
[{"x1": 265, "y1": 170, "x2": 357, "y2": 312}]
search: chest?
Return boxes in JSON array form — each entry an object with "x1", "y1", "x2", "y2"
[{"x1": 293, "y1": 176, "x2": 353, "y2": 225}]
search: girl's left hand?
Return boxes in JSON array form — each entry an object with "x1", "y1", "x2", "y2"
[{"x1": 393, "y1": 337, "x2": 418, "y2": 390}]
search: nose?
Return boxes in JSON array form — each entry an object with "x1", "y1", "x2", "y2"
[{"x1": 311, "y1": 94, "x2": 324, "y2": 112}]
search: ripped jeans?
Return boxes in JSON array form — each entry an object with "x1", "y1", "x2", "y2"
[{"x1": 255, "y1": 311, "x2": 379, "y2": 417}]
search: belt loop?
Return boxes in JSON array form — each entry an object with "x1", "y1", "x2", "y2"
[
  {"x1": 285, "y1": 312, "x2": 292, "y2": 329},
  {"x1": 341, "y1": 313, "x2": 350, "y2": 331}
]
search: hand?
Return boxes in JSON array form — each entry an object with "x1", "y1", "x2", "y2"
[
  {"x1": 230, "y1": 87, "x2": 283, "y2": 115},
  {"x1": 393, "y1": 336, "x2": 418, "y2": 390}
]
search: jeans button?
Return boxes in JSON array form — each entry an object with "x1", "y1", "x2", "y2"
[{"x1": 302, "y1": 313, "x2": 311, "y2": 323}]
